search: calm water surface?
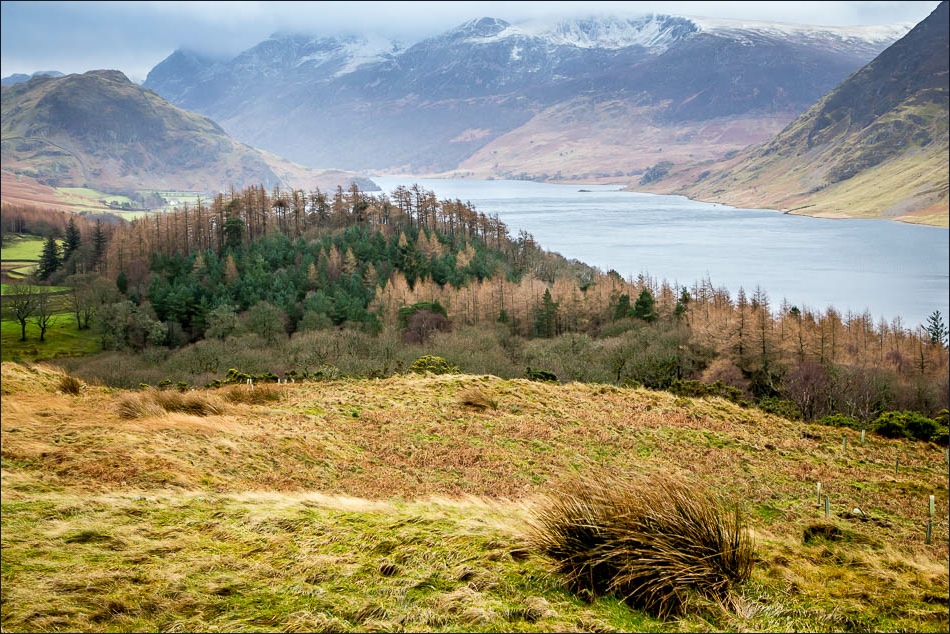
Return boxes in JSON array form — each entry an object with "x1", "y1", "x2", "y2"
[{"x1": 372, "y1": 177, "x2": 949, "y2": 329}]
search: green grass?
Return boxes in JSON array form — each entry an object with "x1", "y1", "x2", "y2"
[
  {"x1": 0, "y1": 492, "x2": 673, "y2": 633},
  {"x1": 0, "y1": 313, "x2": 100, "y2": 361},
  {"x1": 1, "y1": 284, "x2": 70, "y2": 295},
  {"x1": 57, "y1": 187, "x2": 134, "y2": 206},
  {"x1": 0, "y1": 235, "x2": 45, "y2": 261}
]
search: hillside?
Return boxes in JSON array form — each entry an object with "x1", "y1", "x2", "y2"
[
  {"x1": 1, "y1": 361, "x2": 947, "y2": 632},
  {"x1": 0, "y1": 70, "x2": 375, "y2": 197},
  {"x1": 640, "y1": 1, "x2": 950, "y2": 226}
]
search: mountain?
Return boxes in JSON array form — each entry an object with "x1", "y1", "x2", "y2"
[
  {"x1": 143, "y1": 14, "x2": 909, "y2": 178},
  {"x1": 1, "y1": 70, "x2": 65, "y2": 86},
  {"x1": 640, "y1": 1, "x2": 949, "y2": 225},
  {"x1": 0, "y1": 70, "x2": 376, "y2": 197}
]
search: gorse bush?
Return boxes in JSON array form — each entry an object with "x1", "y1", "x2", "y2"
[
  {"x1": 408, "y1": 355, "x2": 459, "y2": 375},
  {"x1": 872, "y1": 410, "x2": 942, "y2": 442},
  {"x1": 527, "y1": 472, "x2": 754, "y2": 618}
]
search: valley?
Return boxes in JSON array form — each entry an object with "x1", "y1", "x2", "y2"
[{"x1": 1, "y1": 3, "x2": 948, "y2": 632}]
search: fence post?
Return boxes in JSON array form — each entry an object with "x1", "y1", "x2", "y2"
[
  {"x1": 824, "y1": 495, "x2": 830, "y2": 518},
  {"x1": 817, "y1": 482, "x2": 822, "y2": 507}
]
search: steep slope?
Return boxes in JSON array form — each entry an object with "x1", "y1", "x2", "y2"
[
  {"x1": 643, "y1": 1, "x2": 949, "y2": 226},
  {"x1": 0, "y1": 70, "x2": 375, "y2": 196},
  {"x1": 143, "y1": 14, "x2": 907, "y2": 176}
]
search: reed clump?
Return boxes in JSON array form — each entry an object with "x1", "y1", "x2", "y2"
[{"x1": 527, "y1": 472, "x2": 755, "y2": 618}]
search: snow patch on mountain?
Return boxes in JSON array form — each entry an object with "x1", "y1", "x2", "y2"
[
  {"x1": 293, "y1": 34, "x2": 403, "y2": 76},
  {"x1": 689, "y1": 16, "x2": 912, "y2": 46}
]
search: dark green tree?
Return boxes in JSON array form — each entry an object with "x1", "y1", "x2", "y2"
[
  {"x1": 533, "y1": 288, "x2": 559, "y2": 338},
  {"x1": 63, "y1": 217, "x2": 81, "y2": 262},
  {"x1": 36, "y1": 235, "x2": 61, "y2": 280},
  {"x1": 632, "y1": 288, "x2": 657, "y2": 322},
  {"x1": 92, "y1": 219, "x2": 107, "y2": 272},
  {"x1": 925, "y1": 310, "x2": 948, "y2": 347},
  {"x1": 614, "y1": 293, "x2": 633, "y2": 320}
]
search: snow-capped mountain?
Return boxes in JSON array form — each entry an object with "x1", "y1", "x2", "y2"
[{"x1": 143, "y1": 12, "x2": 911, "y2": 176}]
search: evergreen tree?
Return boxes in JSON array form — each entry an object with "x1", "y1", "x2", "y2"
[
  {"x1": 925, "y1": 310, "x2": 948, "y2": 347},
  {"x1": 36, "y1": 235, "x2": 61, "y2": 280},
  {"x1": 632, "y1": 288, "x2": 657, "y2": 322},
  {"x1": 63, "y1": 217, "x2": 81, "y2": 261},
  {"x1": 92, "y1": 219, "x2": 107, "y2": 271},
  {"x1": 533, "y1": 288, "x2": 559, "y2": 338}
]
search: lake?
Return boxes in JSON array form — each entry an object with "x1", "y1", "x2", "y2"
[{"x1": 371, "y1": 177, "x2": 950, "y2": 330}]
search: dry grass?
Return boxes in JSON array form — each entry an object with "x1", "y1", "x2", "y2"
[
  {"x1": 457, "y1": 386, "x2": 498, "y2": 410},
  {"x1": 221, "y1": 383, "x2": 283, "y2": 405},
  {"x1": 527, "y1": 472, "x2": 754, "y2": 618},
  {"x1": 116, "y1": 388, "x2": 224, "y2": 419},
  {"x1": 2, "y1": 363, "x2": 948, "y2": 631}
]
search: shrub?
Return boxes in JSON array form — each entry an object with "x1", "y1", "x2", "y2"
[
  {"x1": 814, "y1": 413, "x2": 863, "y2": 430},
  {"x1": 669, "y1": 380, "x2": 747, "y2": 406},
  {"x1": 408, "y1": 355, "x2": 458, "y2": 375},
  {"x1": 527, "y1": 472, "x2": 754, "y2": 618},
  {"x1": 525, "y1": 366, "x2": 558, "y2": 382},
  {"x1": 872, "y1": 410, "x2": 938, "y2": 442}
]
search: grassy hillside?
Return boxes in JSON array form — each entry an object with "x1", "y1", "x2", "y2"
[{"x1": 2, "y1": 362, "x2": 947, "y2": 632}]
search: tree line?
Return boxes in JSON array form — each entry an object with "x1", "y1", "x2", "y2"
[{"x1": 2, "y1": 184, "x2": 947, "y2": 426}]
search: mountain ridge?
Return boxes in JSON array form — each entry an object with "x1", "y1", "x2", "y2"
[
  {"x1": 142, "y1": 12, "x2": 906, "y2": 176},
  {"x1": 0, "y1": 70, "x2": 377, "y2": 197},
  {"x1": 637, "y1": 0, "x2": 949, "y2": 226}
]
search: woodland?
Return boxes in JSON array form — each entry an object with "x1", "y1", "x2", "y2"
[{"x1": 1, "y1": 181, "x2": 948, "y2": 434}]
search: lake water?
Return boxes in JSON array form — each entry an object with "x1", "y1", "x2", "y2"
[{"x1": 371, "y1": 177, "x2": 949, "y2": 330}]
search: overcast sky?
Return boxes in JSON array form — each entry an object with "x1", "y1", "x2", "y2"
[{"x1": 1, "y1": 1, "x2": 942, "y2": 83}]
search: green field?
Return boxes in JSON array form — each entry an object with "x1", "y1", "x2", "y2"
[
  {"x1": 0, "y1": 313, "x2": 100, "y2": 361},
  {"x1": 0, "y1": 235, "x2": 45, "y2": 261}
]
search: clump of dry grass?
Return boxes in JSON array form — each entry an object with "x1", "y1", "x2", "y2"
[
  {"x1": 457, "y1": 387, "x2": 498, "y2": 410},
  {"x1": 222, "y1": 384, "x2": 282, "y2": 405},
  {"x1": 527, "y1": 472, "x2": 755, "y2": 618},
  {"x1": 58, "y1": 374, "x2": 85, "y2": 395},
  {"x1": 117, "y1": 389, "x2": 223, "y2": 419}
]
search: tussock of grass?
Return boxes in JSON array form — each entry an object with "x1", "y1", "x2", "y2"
[
  {"x1": 528, "y1": 472, "x2": 755, "y2": 618},
  {"x1": 117, "y1": 389, "x2": 223, "y2": 419},
  {"x1": 221, "y1": 383, "x2": 283, "y2": 405},
  {"x1": 57, "y1": 374, "x2": 84, "y2": 395},
  {"x1": 457, "y1": 387, "x2": 498, "y2": 410}
]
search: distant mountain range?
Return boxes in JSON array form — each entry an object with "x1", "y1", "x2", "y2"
[
  {"x1": 0, "y1": 70, "x2": 375, "y2": 195},
  {"x1": 2, "y1": 7, "x2": 944, "y2": 225},
  {"x1": 1, "y1": 70, "x2": 64, "y2": 86},
  {"x1": 142, "y1": 13, "x2": 909, "y2": 178},
  {"x1": 640, "y1": 1, "x2": 949, "y2": 225}
]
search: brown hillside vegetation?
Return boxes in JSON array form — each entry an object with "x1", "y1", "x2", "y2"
[{"x1": 2, "y1": 361, "x2": 947, "y2": 632}]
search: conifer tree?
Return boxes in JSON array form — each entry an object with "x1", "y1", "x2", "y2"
[{"x1": 37, "y1": 235, "x2": 61, "y2": 280}]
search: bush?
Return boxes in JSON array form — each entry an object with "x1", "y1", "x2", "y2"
[
  {"x1": 527, "y1": 472, "x2": 754, "y2": 618},
  {"x1": 872, "y1": 410, "x2": 938, "y2": 442},
  {"x1": 669, "y1": 380, "x2": 747, "y2": 406},
  {"x1": 525, "y1": 366, "x2": 558, "y2": 382},
  {"x1": 408, "y1": 355, "x2": 458, "y2": 375},
  {"x1": 814, "y1": 413, "x2": 863, "y2": 430}
]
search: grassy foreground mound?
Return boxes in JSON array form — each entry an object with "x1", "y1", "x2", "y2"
[{"x1": 1, "y1": 361, "x2": 947, "y2": 632}]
